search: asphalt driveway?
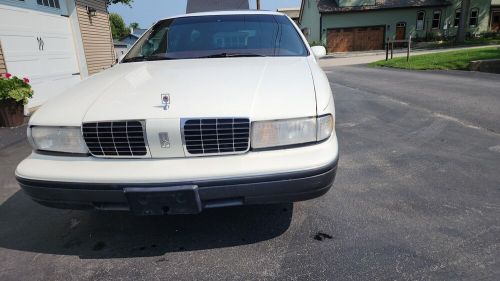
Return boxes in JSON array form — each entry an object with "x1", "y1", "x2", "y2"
[{"x1": 0, "y1": 66, "x2": 499, "y2": 280}]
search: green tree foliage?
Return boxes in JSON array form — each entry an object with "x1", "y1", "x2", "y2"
[
  {"x1": 129, "y1": 22, "x2": 140, "y2": 30},
  {"x1": 109, "y1": 13, "x2": 130, "y2": 40},
  {"x1": 107, "y1": 0, "x2": 133, "y2": 7}
]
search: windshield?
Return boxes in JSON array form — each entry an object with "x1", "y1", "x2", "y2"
[{"x1": 122, "y1": 14, "x2": 309, "y2": 62}]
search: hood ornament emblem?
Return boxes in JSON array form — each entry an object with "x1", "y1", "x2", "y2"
[{"x1": 161, "y1": 94, "x2": 170, "y2": 111}]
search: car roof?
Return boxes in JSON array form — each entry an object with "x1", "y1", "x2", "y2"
[{"x1": 160, "y1": 10, "x2": 286, "y2": 21}]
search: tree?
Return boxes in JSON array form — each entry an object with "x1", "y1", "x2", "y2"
[
  {"x1": 456, "y1": 0, "x2": 471, "y2": 43},
  {"x1": 106, "y1": 0, "x2": 133, "y2": 7},
  {"x1": 129, "y1": 22, "x2": 140, "y2": 30},
  {"x1": 109, "y1": 13, "x2": 129, "y2": 40}
]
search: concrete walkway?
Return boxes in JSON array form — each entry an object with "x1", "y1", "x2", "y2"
[{"x1": 319, "y1": 44, "x2": 500, "y2": 67}]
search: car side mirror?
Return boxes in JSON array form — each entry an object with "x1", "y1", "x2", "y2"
[{"x1": 311, "y1": 46, "x2": 326, "y2": 59}]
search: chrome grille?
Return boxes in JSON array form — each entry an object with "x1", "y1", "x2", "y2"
[
  {"x1": 183, "y1": 118, "x2": 250, "y2": 155},
  {"x1": 82, "y1": 121, "x2": 148, "y2": 157}
]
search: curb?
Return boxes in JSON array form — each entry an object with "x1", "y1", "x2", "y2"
[{"x1": 321, "y1": 44, "x2": 500, "y2": 60}]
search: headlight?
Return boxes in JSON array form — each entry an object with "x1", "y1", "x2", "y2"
[
  {"x1": 251, "y1": 115, "x2": 334, "y2": 149},
  {"x1": 30, "y1": 126, "x2": 88, "y2": 154}
]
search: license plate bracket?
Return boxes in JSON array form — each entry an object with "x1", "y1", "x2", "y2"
[{"x1": 124, "y1": 185, "x2": 201, "y2": 215}]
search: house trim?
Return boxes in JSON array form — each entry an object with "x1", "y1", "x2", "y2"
[
  {"x1": 0, "y1": 40, "x2": 7, "y2": 74},
  {"x1": 65, "y1": 0, "x2": 88, "y2": 78},
  {"x1": 299, "y1": 0, "x2": 305, "y2": 24},
  {"x1": 318, "y1": 4, "x2": 451, "y2": 15}
]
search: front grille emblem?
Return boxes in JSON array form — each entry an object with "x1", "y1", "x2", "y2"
[
  {"x1": 159, "y1": 132, "x2": 170, "y2": 148},
  {"x1": 161, "y1": 94, "x2": 170, "y2": 111}
]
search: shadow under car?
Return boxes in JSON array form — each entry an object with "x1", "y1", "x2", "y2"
[{"x1": 0, "y1": 191, "x2": 293, "y2": 259}]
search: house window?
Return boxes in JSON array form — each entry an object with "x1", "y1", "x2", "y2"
[
  {"x1": 454, "y1": 9, "x2": 461, "y2": 27},
  {"x1": 37, "y1": 0, "x2": 60, "y2": 9},
  {"x1": 416, "y1": 11, "x2": 425, "y2": 30},
  {"x1": 469, "y1": 8, "x2": 479, "y2": 27},
  {"x1": 432, "y1": 10, "x2": 441, "y2": 29}
]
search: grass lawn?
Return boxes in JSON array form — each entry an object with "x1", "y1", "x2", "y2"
[{"x1": 370, "y1": 47, "x2": 500, "y2": 70}]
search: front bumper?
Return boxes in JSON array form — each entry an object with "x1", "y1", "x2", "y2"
[
  {"x1": 16, "y1": 136, "x2": 338, "y2": 214},
  {"x1": 17, "y1": 157, "x2": 337, "y2": 213}
]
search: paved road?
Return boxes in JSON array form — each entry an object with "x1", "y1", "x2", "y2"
[
  {"x1": 325, "y1": 66, "x2": 500, "y2": 133},
  {"x1": 1, "y1": 66, "x2": 499, "y2": 280}
]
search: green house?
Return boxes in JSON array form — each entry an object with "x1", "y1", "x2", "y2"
[{"x1": 299, "y1": 0, "x2": 500, "y2": 52}]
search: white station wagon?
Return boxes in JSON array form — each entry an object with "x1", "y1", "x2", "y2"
[{"x1": 16, "y1": 11, "x2": 338, "y2": 215}]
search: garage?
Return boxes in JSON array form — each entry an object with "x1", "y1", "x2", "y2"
[
  {"x1": 0, "y1": 2, "x2": 82, "y2": 108},
  {"x1": 0, "y1": 2, "x2": 81, "y2": 108},
  {"x1": 327, "y1": 26, "x2": 385, "y2": 52}
]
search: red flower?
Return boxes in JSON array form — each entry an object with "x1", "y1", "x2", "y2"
[
  {"x1": 5, "y1": 73, "x2": 11, "y2": 79},
  {"x1": 23, "y1": 77, "x2": 30, "y2": 84}
]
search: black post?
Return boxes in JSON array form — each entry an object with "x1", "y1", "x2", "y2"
[
  {"x1": 386, "y1": 41, "x2": 389, "y2": 61},
  {"x1": 390, "y1": 42, "x2": 393, "y2": 59}
]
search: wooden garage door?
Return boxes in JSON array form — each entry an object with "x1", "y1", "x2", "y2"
[{"x1": 327, "y1": 26, "x2": 384, "y2": 52}]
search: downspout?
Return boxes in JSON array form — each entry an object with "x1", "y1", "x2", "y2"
[
  {"x1": 443, "y1": 5, "x2": 448, "y2": 38},
  {"x1": 320, "y1": 13, "x2": 323, "y2": 43},
  {"x1": 105, "y1": 3, "x2": 116, "y2": 64},
  {"x1": 488, "y1": 4, "x2": 493, "y2": 31}
]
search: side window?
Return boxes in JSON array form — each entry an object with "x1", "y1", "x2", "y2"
[
  {"x1": 416, "y1": 11, "x2": 425, "y2": 30},
  {"x1": 432, "y1": 10, "x2": 441, "y2": 29},
  {"x1": 454, "y1": 9, "x2": 461, "y2": 27},
  {"x1": 469, "y1": 8, "x2": 479, "y2": 27}
]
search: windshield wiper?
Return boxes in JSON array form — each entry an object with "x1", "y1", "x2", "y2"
[
  {"x1": 122, "y1": 54, "x2": 176, "y2": 63},
  {"x1": 195, "y1": 52, "x2": 267, "y2": 59}
]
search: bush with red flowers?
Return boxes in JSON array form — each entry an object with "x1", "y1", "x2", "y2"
[{"x1": 0, "y1": 73, "x2": 34, "y2": 105}]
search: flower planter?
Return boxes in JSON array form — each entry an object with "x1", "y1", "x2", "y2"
[
  {"x1": 1, "y1": 73, "x2": 32, "y2": 127},
  {"x1": 0, "y1": 99, "x2": 24, "y2": 127}
]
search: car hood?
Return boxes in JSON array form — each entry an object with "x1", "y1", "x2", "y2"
[{"x1": 30, "y1": 57, "x2": 317, "y2": 125}]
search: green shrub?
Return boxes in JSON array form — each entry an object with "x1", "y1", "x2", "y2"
[
  {"x1": 309, "y1": 41, "x2": 327, "y2": 48},
  {"x1": 480, "y1": 32, "x2": 500, "y2": 39}
]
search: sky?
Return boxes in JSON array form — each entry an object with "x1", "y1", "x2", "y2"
[{"x1": 109, "y1": 0, "x2": 301, "y2": 29}]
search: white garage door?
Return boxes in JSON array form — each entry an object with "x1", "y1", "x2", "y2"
[{"x1": 0, "y1": 1, "x2": 81, "y2": 108}]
